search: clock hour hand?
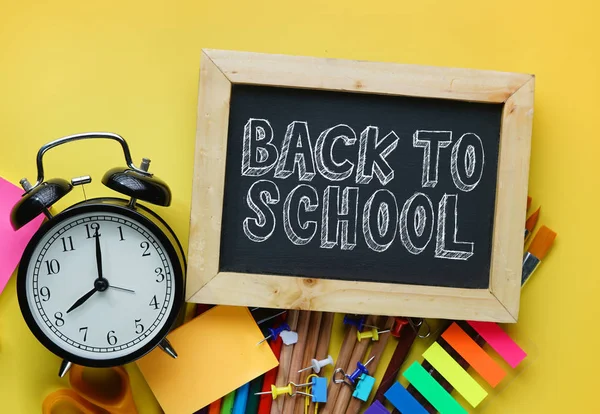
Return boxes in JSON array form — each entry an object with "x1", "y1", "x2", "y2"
[
  {"x1": 66, "y1": 286, "x2": 98, "y2": 314},
  {"x1": 95, "y1": 231, "x2": 103, "y2": 280}
]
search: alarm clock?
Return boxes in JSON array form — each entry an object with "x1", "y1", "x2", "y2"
[{"x1": 10, "y1": 132, "x2": 186, "y2": 376}]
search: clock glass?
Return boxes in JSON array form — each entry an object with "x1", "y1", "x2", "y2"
[{"x1": 19, "y1": 207, "x2": 178, "y2": 365}]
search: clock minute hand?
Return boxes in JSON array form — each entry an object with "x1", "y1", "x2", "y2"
[
  {"x1": 66, "y1": 286, "x2": 98, "y2": 314},
  {"x1": 95, "y1": 233, "x2": 103, "y2": 280}
]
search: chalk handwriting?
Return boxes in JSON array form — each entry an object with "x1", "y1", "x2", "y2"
[
  {"x1": 321, "y1": 186, "x2": 359, "y2": 250},
  {"x1": 356, "y1": 127, "x2": 399, "y2": 186},
  {"x1": 283, "y1": 184, "x2": 319, "y2": 245},
  {"x1": 242, "y1": 118, "x2": 279, "y2": 177},
  {"x1": 314, "y1": 124, "x2": 356, "y2": 181},
  {"x1": 239, "y1": 119, "x2": 484, "y2": 261},
  {"x1": 451, "y1": 133, "x2": 485, "y2": 192},
  {"x1": 435, "y1": 194, "x2": 474, "y2": 260},
  {"x1": 274, "y1": 121, "x2": 316, "y2": 181},
  {"x1": 413, "y1": 130, "x2": 452, "y2": 188},
  {"x1": 243, "y1": 180, "x2": 280, "y2": 242}
]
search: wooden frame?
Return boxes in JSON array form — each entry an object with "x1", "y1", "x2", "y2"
[{"x1": 186, "y1": 49, "x2": 534, "y2": 323}]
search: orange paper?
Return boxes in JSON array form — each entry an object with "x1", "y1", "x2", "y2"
[{"x1": 136, "y1": 305, "x2": 278, "y2": 414}]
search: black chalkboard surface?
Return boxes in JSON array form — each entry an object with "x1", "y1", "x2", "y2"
[
  {"x1": 218, "y1": 84, "x2": 503, "y2": 289},
  {"x1": 188, "y1": 49, "x2": 533, "y2": 322}
]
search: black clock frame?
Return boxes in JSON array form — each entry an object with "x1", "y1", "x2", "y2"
[{"x1": 17, "y1": 197, "x2": 186, "y2": 368}]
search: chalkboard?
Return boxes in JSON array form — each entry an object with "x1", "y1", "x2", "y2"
[
  {"x1": 187, "y1": 49, "x2": 534, "y2": 322},
  {"x1": 219, "y1": 84, "x2": 502, "y2": 289}
]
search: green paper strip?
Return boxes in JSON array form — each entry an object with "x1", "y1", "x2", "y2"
[
  {"x1": 221, "y1": 390, "x2": 236, "y2": 414},
  {"x1": 403, "y1": 361, "x2": 467, "y2": 414},
  {"x1": 423, "y1": 342, "x2": 488, "y2": 407}
]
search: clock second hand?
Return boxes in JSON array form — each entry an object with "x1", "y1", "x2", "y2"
[{"x1": 109, "y1": 285, "x2": 135, "y2": 293}]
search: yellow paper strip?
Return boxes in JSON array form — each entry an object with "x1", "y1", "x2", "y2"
[{"x1": 423, "y1": 342, "x2": 488, "y2": 407}]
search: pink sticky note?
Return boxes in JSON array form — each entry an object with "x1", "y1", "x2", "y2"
[
  {"x1": 0, "y1": 177, "x2": 45, "y2": 295},
  {"x1": 467, "y1": 321, "x2": 527, "y2": 368}
]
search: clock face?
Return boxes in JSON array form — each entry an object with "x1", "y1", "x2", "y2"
[{"x1": 18, "y1": 204, "x2": 182, "y2": 366}]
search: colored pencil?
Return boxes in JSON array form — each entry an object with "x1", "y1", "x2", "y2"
[
  {"x1": 258, "y1": 337, "x2": 284, "y2": 414},
  {"x1": 331, "y1": 315, "x2": 383, "y2": 414},
  {"x1": 527, "y1": 195, "x2": 532, "y2": 211},
  {"x1": 208, "y1": 399, "x2": 222, "y2": 414},
  {"x1": 522, "y1": 225, "x2": 557, "y2": 285},
  {"x1": 524, "y1": 206, "x2": 540, "y2": 241},
  {"x1": 373, "y1": 319, "x2": 418, "y2": 405},
  {"x1": 220, "y1": 390, "x2": 236, "y2": 414},
  {"x1": 282, "y1": 310, "x2": 311, "y2": 414},
  {"x1": 321, "y1": 319, "x2": 361, "y2": 413},
  {"x1": 294, "y1": 311, "x2": 323, "y2": 414},
  {"x1": 246, "y1": 375, "x2": 264, "y2": 414},
  {"x1": 270, "y1": 310, "x2": 299, "y2": 414},
  {"x1": 346, "y1": 316, "x2": 395, "y2": 414},
  {"x1": 232, "y1": 382, "x2": 250, "y2": 414}
]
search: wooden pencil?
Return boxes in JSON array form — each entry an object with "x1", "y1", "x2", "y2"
[
  {"x1": 345, "y1": 316, "x2": 395, "y2": 414},
  {"x1": 257, "y1": 336, "x2": 284, "y2": 414},
  {"x1": 293, "y1": 311, "x2": 323, "y2": 414},
  {"x1": 329, "y1": 315, "x2": 381, "y2": 414},
  {"x1": 306, "y1": 312, "x2": 335, "y2": 414},
  {"x1": 271, "y1": 310, "x2": 300, "y2": 414},
  {"x1": 315, "y1": 312, "x2": 334, "y2": 360},
  {"x1": 281, "y1": 310, "x2": 311, "y2": 414},
  {"x1": 373, "y1": 321, "x2": 418, "y2": 404},
  {"x1": 320, "y1": 319, "x2": 360, "y2": 414}
]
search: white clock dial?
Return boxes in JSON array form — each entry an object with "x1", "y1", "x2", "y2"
[{"x1": 23, "y1": 211, "x2": 174, "y2": 361}]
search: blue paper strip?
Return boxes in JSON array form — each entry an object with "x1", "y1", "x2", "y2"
[{"x1": 384, "y1": 382, "x2": 429, "y2": 414}]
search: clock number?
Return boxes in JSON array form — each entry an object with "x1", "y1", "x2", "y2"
[
  {"x1": 140, "y1": 241, "x2": 151, "y2": 257},
  {"x1": 85, "y1": 223, "x2": 101, "y2": 239},
  {"x1": 149, "y1": 295, "x2": 159, "y2": 310},
  {"x1": 135, "y1": 319, "x2": 144, "y2": 334},
  {"x1": 40, "y1": 286, "x2": 51, "y2": 301},
  {"x1": 54, "y1": 312, "x2": 64, "y2": 327},
  {"x1": 107, "y1": 330, "x2": 117, "y2": 346},
  {"x1": 45, "y1": 259, "x2": 60, "y2": 275},
  {"x1": 61, "y1": 236, "x2": 75, "y2": 252},
  {"x1": 155, "y1": 267, "x2": 165, "y2": 283},
  {"x1": 79, "y1": 327, "x2": 88, "y2": 342},
  {"x1": 118, "y1": 226, "x2": 125, "y2": 241}
]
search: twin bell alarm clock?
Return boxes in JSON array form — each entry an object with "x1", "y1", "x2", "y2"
[{"x1": 10, "y1": 132, "x2": 186, "y2": 377}]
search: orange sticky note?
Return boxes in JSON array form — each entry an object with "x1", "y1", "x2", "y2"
[
  {"x1": 136, "y1": 305, "x2": 279, "y2": 414},
  {"x1": 441, "y1": 322, "x2": 506, "y2": 387}
]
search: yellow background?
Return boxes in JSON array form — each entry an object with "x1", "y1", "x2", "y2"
[{"x1": 0, "y1": 0, "x2": 598, "y2": 412}]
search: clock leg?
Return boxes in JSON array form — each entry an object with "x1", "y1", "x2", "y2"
[
  {"x1": 58, "y1": 359, "x2": 72, "y2": 377},
  {"x1": 158, "y1": 338, "x2": 178, "y2": 359}
]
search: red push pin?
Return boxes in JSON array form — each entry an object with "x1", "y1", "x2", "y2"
[{"x1": 391, "y1": 317, "x2": 409, "y2": 337}]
